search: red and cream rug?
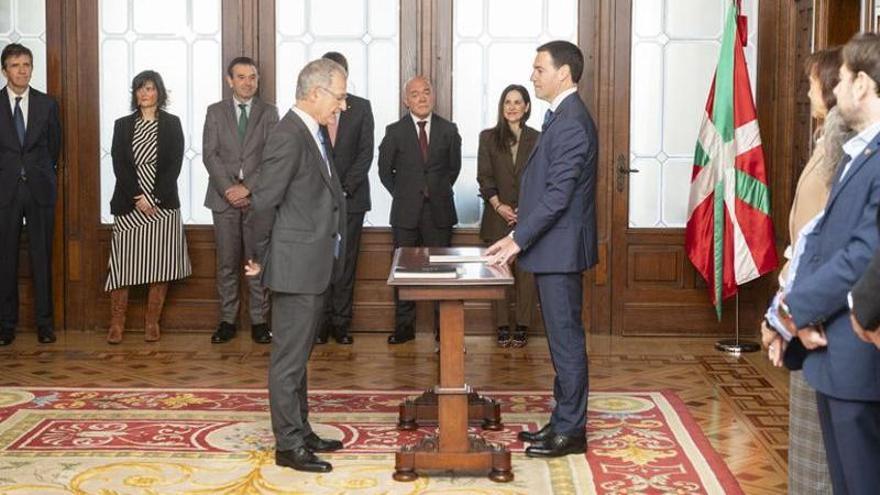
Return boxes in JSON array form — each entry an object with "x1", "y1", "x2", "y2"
[{"x1": 0, "y1": 388, "x2": 741, "y2": 494}]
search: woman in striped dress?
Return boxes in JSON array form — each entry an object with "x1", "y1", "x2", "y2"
[{"x1": 105, "y1": 70, "x2": 192, "y2": 343}]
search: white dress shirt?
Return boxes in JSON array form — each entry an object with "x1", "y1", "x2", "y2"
[
  {"x1": 410, "y1": 112, "x2": 432, "y2": 144},
  {"x1": 6, "y1": 85, "x2": 29, "y2": 128},
  {"x1": 291, "y1": 105, "x2": 331, "y2": 177},
  {"x1": 549, "y1": 86, "x2": 578, "y2": 112},
  {"x1": 839, "y1": 120, "x2": 880, "y2": 181},
  {"x1": 233, "y1": 96, "x2": 252, "y2": 121}
]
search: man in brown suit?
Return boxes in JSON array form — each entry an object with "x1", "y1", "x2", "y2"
[{"x1": 203, "y1": 57, "x2": 278, "y2": 344}]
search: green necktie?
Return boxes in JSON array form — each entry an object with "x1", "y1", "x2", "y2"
[{"x1": 237, "y1": 103, "x2": 248, "y2": 142}]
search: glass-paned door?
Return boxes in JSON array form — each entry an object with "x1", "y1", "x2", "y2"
[
  {"x1": 275, "y1": 0, "x2": 399, "y2": 227},
  {"x1": 452, "y1": 0, "x2": 577, "y2": 226},
  {"x1": 98, "y1": 0, "x2": 222, "y2": 224}
]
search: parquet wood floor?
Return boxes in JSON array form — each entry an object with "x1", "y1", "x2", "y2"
[{"x1": 0, "y1": 331, "x2": 789, "y2": 493}]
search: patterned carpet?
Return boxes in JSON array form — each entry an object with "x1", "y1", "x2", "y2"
[{"x1": 0, "y1": 387, "x2": 741, "y2": 494}]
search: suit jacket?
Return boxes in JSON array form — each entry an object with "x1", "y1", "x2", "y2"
[
  {"x1": 378, "y1": 113, "x2": 462, "y2": 228},
  {"x1": 202, "y1": 97, "x2": 279, "y2": 212},
  {"x1": 109, "y1": 110, "x2": 184, "y2": 215},
  {"x1": 0, "y1": 87, "x2": 61, "y2": 207},
  {"x1": 319, "y1": 94, "x2": 374, "y2": 213},
  {"x1": 779, "y1": 143, "x2": 831, "y2": 283},
  {"x1": 250, "y1": 109, "x2": 346, "y2": 295},
  {"x1": 852, "y1": 204, "x2": 880, "y2": 329},
  {"x1": 477, "y1": 126, "x2": 539, "y2": 242},
  {"x1": 514, "y1": 93, "x2": 598, "y2": 273},
  {"x1": 788, "y1": 131, "x2": 880, "y2": 402}
]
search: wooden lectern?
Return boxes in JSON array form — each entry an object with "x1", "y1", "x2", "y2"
[{"x1": 388, "y1": 247, "x2": 514, "y2": 482}]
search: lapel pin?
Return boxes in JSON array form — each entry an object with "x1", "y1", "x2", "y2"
[{"x1": 865, "y1": 148, "x2": 873, "y2": 155}]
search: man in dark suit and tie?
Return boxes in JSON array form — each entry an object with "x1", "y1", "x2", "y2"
[
  {"x1": 315, "y1": 51, "x2": 375, "y2": 345},
  {"x1": 245, "y1": 58, "x2": 348, "y2": 473},
  {"x1": 487, "y1": 40, "x2": 597, "y2": 458},
  {"x1": 203, "y1": 57, "x2": 278, "y2": 345},
  {"x1": 0, "y1": 43, "x2": 61, "y2": 346},
  {"x1": 778, "y1": 33, "x2": 880, "y2": 494},
  {"x1": 378, "y1": 76, "x2": 461, "y2": 344}
]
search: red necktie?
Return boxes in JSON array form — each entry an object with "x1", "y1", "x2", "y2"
[{"x1": 417, "y1": 120, "x2": 428, "y2": 162}]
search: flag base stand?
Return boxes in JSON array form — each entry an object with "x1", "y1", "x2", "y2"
[
  {"x1": 715, "y1": 338, "x2": 760, "y2": 354},
  {"x1": 715, "y1": 294, "x2": 760, "y2": 354}
]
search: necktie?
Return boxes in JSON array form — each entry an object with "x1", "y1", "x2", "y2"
[
  {"x1": 316, "y1": 129, "x2": 332, "y2": 176},
  {"x1": 327, "y1": 115, "x2": 339, "y2": 147},
  {"x1": 13, "y1": 96, "x2": 25, "y2": 146},
  {"x1": 417, "y1": 120, "x2": 428, "y2": 162},
  {"x1": 237, "y1": 103, "x2": 248, "y2": 142},
  {"x1": 542, "y1": 109, "x2": 553, "y2": 131}
]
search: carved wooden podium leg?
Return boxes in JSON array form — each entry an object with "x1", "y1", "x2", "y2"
[
  {"x1": 397, "y1": 390, "x2": 503, "y2": 431},
  {"x1": 393, "y1": 300, "x2": 513, "y2": 482}
]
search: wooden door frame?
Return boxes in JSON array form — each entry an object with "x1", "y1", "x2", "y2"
[{"x1": 605, "y1": 0, "x2": 813, "y2": 336}]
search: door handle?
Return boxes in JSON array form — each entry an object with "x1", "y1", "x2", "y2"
[{"x1": 615, "y1": 154, "x2": 639, "y2": 192}]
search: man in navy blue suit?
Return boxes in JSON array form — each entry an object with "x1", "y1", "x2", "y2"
[
  {"x1": 487, "y1": 40, "x2": 597, "y2": 458},
  {"x1": 0, "y1": 43, "x2": 61, "y2": 346},
  {"x1": 778, "y1": 33, "x2": 880, "y2": 494}
]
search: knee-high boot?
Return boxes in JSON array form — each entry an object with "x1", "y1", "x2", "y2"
[
  {"x1": 107, "y1": 288, "x2": 129, "y2": 344},
  {"x1": 144, "y1": 283, "x2": 168, "y2": 342}
]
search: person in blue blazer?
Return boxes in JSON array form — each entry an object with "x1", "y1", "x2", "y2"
[
  {"x1": 487, "y1": 40, "x2": 597, "y2": 458},
  {"x1": 778, "y1": 33, "x2": 880, "y2": 494}
]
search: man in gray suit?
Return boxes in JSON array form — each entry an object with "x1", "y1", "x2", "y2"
[
  {"x1": 203, "y1": 57, "x2": 278, "y2": 344},
  {"x1": 245, "y1": 58, "x2": 348, "y2": 473}
]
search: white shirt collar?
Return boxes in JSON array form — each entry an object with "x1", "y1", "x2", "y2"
[
  {"x1": 410, "y1": 112, "x2": 432, "y2": 126},
  {"x1": 549, "y1": 87, "x2": 578, "y2": 112},
  {"x1": 842, "y1": 119, "x2": 880, "y2": 161},
  {"x1": 233, "y1": 96, "x2": 252, "y2": 107},
  {"x1": 292, "y1": 104, "x2": 320, "y2": 137},
  {"x1": 6, "y1": 85, "x2": 29, "y2": 106},
  {"x1": 6, "y1": 86, "x2": 30, "y2": 127}
]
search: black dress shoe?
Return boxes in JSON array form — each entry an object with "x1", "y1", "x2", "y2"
[
  {"x1": 334, "y1": 327, "x2": 353, "y2": 344},
  {"x1": 275, "y1": 446, "x2": 332, "y2": 473},
  {"x1": 251, "y1": 323, "x2": 272, "y2": 344},
  {"x1": 211, "y1": 322, "x2": 236, "y2": 344},
  {"x1": 304, "y1": 432, "x2": 344, "y2": 452},
  {"x1": 518, "y1": 423, "x2": 554, "y2": 443},
  {"x1": 0, "y1": 330, "x2": 15, "y2": 346},
  {"x1": 315, "y1": 322, "x2": 333, "y2": 344},
  {"x1": 525, "y1": 432, "x2": 586, "y2": 458},
  {"x1": 387, "y1": 328, "x2": 415, "y2": 344},
  {"x1": 37, "y1": 327, "x2": 56, "y2": 344}
]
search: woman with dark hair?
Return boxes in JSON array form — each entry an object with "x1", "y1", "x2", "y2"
[
  {"x1": 105, "y1": 70, "x2": 192, "y2": 343},
  {"x1": 477, "y1": 84, "x2": 539, "y2": 347},
  {"x1": 762, "y1": 46, "x2": 851, "y2": 495}
]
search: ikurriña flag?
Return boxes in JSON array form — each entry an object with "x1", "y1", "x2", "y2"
[{"x1": 685, "y1": 0, "x2": 778, "y2": 319}]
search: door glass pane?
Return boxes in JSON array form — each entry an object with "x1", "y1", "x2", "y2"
[
  {"x1": 0, "y1": 0, "x2": 47, "y2": 91},
  {"x1": 628, "y1": 0, "x2": 758, "y2": 228},
  {"x1": 98, "y1": 0, "x2": 222, "y2": 225},
  {"x1": 452, "y1": 0, "x2": 577, "y2": 227},
  {"x1": 275, "y1": 0, "x2": 399, "y2": 227}
]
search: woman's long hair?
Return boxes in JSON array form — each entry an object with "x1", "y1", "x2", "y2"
[{"x1": 491, "y1": 84, "x2": 531, "y2": 152}]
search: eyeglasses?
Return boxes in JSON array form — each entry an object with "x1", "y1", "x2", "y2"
[{"x1": 318, "y1": 86, "x2": 348, "y2": 103}]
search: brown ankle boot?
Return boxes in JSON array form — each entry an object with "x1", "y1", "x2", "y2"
[
  {"x1": 144, "y1": 283, "x2": 168, "y2": 342},
  {"x1": 107, "y1": 288, "x2": 129, "y2": 344}
]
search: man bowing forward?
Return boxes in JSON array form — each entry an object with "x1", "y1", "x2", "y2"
[{"x1": 246, "y1": 58, "x2": 348, "y2": 473}]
